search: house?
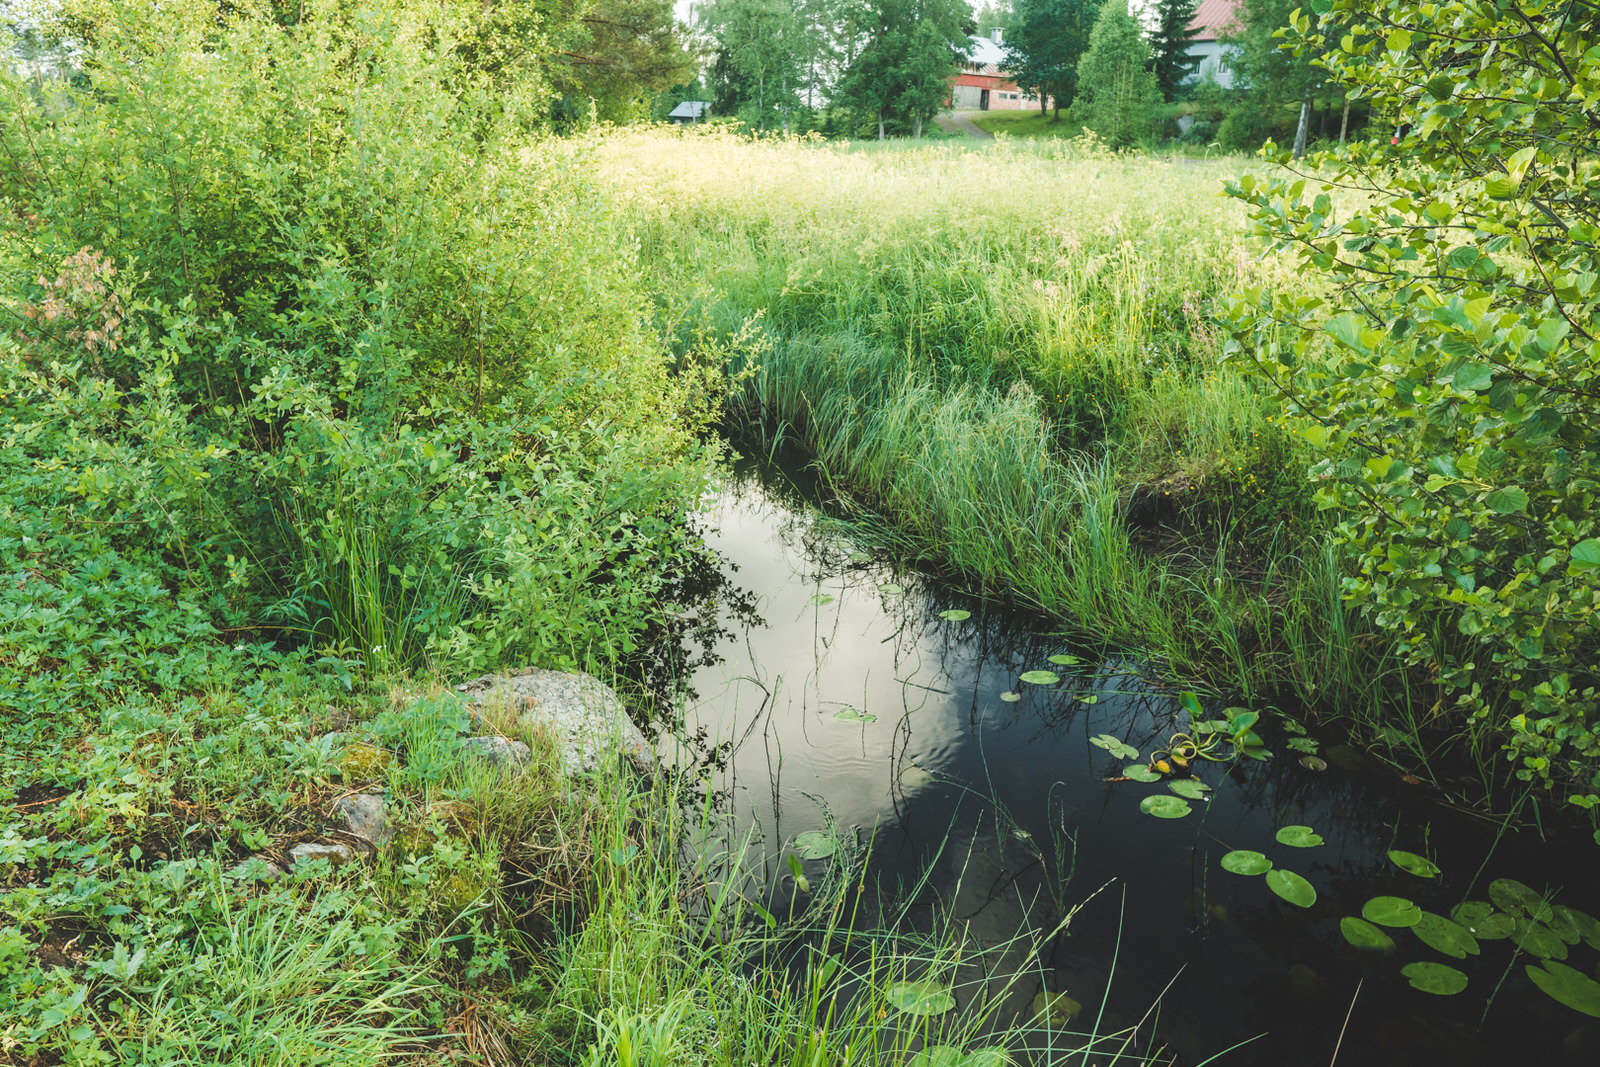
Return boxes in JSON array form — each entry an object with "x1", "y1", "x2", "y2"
[
  {"x1": 668, "y1": 100, "x2": 710, "y2": 125},
  {"x1": 948, "y1": 30, "x2": 1049, "y2": 111},
  {"x1": 1185, "y1": 0, "x2": 1240, "y2": 89}
]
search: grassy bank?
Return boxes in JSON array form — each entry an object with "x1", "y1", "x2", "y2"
[{"x1": 601, "y1": 127, "x2": 1398, "y2": 726}]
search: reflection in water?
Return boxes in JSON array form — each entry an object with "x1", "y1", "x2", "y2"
[{"x1": 665, "y1": 460, "x2": 1600, "y2": 1065}]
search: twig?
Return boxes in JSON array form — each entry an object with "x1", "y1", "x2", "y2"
[{"x1": 1329, "y1": 978, "x2": 1362, "y2": 1067}]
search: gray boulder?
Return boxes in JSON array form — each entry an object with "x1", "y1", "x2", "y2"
[
  {"x1": 461, "y1": 735, "x2": 532, "y2": 770},
  {"x1": 286, "y1": 841, "x2": 360, "y2": 868},
  {"x1": 330, "y1": 792, "x2": 391, "y2": 849},
  {"x1": 455, "y1": 669, "x2": 653, "y2": 777}
]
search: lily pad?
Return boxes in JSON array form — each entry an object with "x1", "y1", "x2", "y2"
[
  {"x1": 1387, "y1": 850, "x2": 1441, "y2": 878},
  {"x1": 1547, "y1": 905, "x2": 1590, "y2": 946},
  {"x1": 1299, "y1": 755, "x2": 1329, "y2": 771},
  {"x1": 1220, "y1": 850, "x2": 1273, "y2": 876},
  {"x1": 908, "y1": 1048, "x2": 963, "y2": 1067},
  {"x1": 1489, "y1": 877, "x2": 1550, "y2": 919},
  {"x1": 1139, "y1": 794, "x2": 1192, "y2": 819},
  {"x1": 1275, "y1": 825, "x2": 1324, "y2": 848},
  {"x1": 1090, "y1": 734, "x2": 1139, "y2": 761},
  {"x1": 1450, "y1": 901, "x2": 1515, "y2": 940},
  {"x1": 1167, "y1": 779, "x2": 1212, "y2": 800},
  {"x1": 1412, "y1": 912, "x2": 1480, "y2": 959},
  {"x1": 958, "y1": 1050, "x2": 1011, "y2": 1067},
  {"x1": 1266, "y1": 869, "x2": 1317, "y2": 908},
  {"x1": 1000, "y1": 691, "x2": 1022, "y2": 703},
  {"x1": 794, "y1": 831, "x2": 837, "y2": 859},
  {"x1": 1047, "y1": 654, "x2": 1080, "y2": 666},
  {"x1": 1402, "y1": 961, "x2": 1468, "y2": 995},
  {"x1": 1526, "y1": 960, "x2": 1600, "y2": 1018},
  {"x1": 809, "y1": 592, "x2": 835, "y2": 606},
  {"x1": 938, "y1": 609, "x2": 971, "y2": 622},
  {"x1": 1340, "y1": 916, "x2": 1396, "y2": 955},
  {"x1": 878, "y1": 583, "x2": 904, "y2": 596},
  {"x1": 885, "y1": 979, "x2": 956, "y2": 1016},
  {"x1": 1363, "y1": 896, "x2": 1423, "y2": 928},
  {"x1": 1019, "y1": 670, "x2": 1060, "y2": 685},
  {"x1": 1553, "y1": 905, "x2": 1600, "y2": 950},
  {"x1": 1123, "y1": 764, "x2": 1161, "y2": 783},
  {"x1": 1031, "y1": 991, "x2": 1082, "y2": 1026},
  {"x1": 1512, "y1": 918, "x2": 1568, "y2": 961},
  {"x1": 833, "y1": 708, "x2": 877, "y2": 723}
]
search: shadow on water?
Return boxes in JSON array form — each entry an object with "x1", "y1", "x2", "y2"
[{"x1": 660, "y1": 455, "x2": 1600, "y2": 1065}]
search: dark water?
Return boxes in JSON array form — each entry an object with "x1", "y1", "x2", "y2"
[{"x1": 668, "y1": 458, "x2": 1600, "y2": 1065}]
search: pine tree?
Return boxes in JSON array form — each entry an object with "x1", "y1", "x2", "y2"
[{"x1": 1147, "y1": 0, "x2": 1200, "y2": 101}]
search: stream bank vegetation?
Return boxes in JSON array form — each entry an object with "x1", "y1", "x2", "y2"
[{"x1": 0, "y1": 1, "x2": 1182, "y2": 1064}]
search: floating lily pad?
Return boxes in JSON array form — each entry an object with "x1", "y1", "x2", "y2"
[
  {"x1": 898, "y1": 767, "x2": 935, "y2": 790},
  {"x1": 1450, "y1": 902, "x2": 1515, "y2": 939},
  {"x1": 1139, "y1": 794, "x2": 1192, "y2": 819},
  {"x1": 1276, "y1": 825, "x2": 1324, "y2": 848},
  {"x1": 886, "y1": 980, "x2": 956, "y2": 1016},
  {"x1": 1299, "y1": 755, "x2": 1328, "y2": 770},
  {"x1": 1123, "y1": 764, "x2": 1161, "y2": 783},
  {"x1": 1077, "y1": 693, "x2": 1099, "y2": 705},
  {"x1": 833, "y1": 707, "x2": 877, "y2": 723},
  {"x1": 1031, "y1": 991, "x2": 1082, "y2": 1026},
  {"x1": 938, "y1": 609, "x2": 971, "y2": 622},
  {"x1": 1266, "y1": 869, "x2": 1317, "y2": 908},
  {"x1": 1402, "y1": 961, "x2": 1468, "y2": 995},
  {"x1": 1489, "y1": 877, "x2": 1550, "y2": 919},
  {"x1": 1553, "y1": 905, "x2": 1600, "y2": 950},
  {"x1": 1363, "y1": 896, "x2": 1423, "y2": 928},
  {"x1": 1340, "y1": 916, "x2": 1396, "y2": 955},
  {"x1": 1167, "y1": 779, "x2": 1211, "y2": 800},
  {"x1": 794, "y1": 831, "x2": 837, "y2": 859},
  {"x1": 1512, "y1": 918, "x2": 1568, "y2": 961},
  {"x1": 809, "y1": 593, "x2": 835, "y2": 606},
  {"x1": 1220, "y1": 850, "x2": 1273, "y2": 876},
  {"x1": 878, "y1": 583, "x2": 904, "y2": 596},
  {"x1": 1547, "y1": 905, "x2": 1587, "y2": 946},
  {"x1": 1000, "y1": 691, "x2": 1022, "y2": 703},
  {"x1": 1090, "y1": 734, "x2": 1139, "y2": 761},
  {"x1": 957, "y1": 1050, "x2": 1012, "y2": 1067},
  {"x1": 908, "y1": 1049, "x2": 964, "y2": 1067},
  {"x1": 1388, "y1": 850, "x2": 1441, "y2": 878},
  {"x1": 1047, "y1": 654, "x2": 1080, "y2": 666},
  {"x1": 1019, "y1": 670, "x2": 1061, "y2": 685},
  {"x1": 1412, "y1": 912, "x2": 1480, "y2": 959},
  {"x1": 1526, "y1": 960, "x2": 1600, "y2": 1018},
  {"x1": 848, "y1": 552, "x2": 873, "y2": 564}
]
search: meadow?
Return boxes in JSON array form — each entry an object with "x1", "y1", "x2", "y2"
[{"x1": 600, "y1": 127, "x2": 1399, "y2": 733}]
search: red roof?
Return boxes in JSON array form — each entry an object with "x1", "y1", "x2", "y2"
[{"x1": 1188, "y1": 0, "x2": 1240, "y2": 41}]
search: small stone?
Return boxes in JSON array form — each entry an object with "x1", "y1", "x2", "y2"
[
  {"x1": 287, "y1": 841, "x2": 360, "y2": 869},
  {"x1": 462, "y1": 735, "x2": 531, "y2": 770},
  {"x1": 228, "y1": 855, "x2": 285, "y2": 882},
  {"x1": 330, "y1": 793, "x2": 391, "y2": 848}
]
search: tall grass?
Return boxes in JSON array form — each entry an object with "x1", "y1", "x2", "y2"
[{"x1": 598, "y1": 127, "x2": 1390, "y2": 716}]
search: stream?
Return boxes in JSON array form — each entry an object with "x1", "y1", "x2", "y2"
[{"x1": 662, "y1": 456, "x2": 1600, "y2": 1066}]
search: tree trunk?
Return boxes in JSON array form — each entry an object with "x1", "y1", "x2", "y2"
[
  {"x1": 1292, "y1": 97, "x2": 1311, "y2": 158},
  {"x1": 1039, "y1": 88, "x2": 1046, "y2": 117},
  {"x1": 877, "y1": 110, "x2": 885, "y2": 140},
  {"x1": 914, "y1": 113, "x2": 922, "y2": 138},
  {"x1": 1339, "y1": 97, "x2": 1351, "y2": 145}
]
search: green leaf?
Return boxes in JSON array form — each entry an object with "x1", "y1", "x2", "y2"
[
  {"x1": 1341, "y1": 916, "x2": 1396, "y2": 954},
  {"x1": 1123, "y1": 764, "x2": 1161, "y2": 783},
  {"x1": 1266, "y1": 869, "x2": 1317, "y2": 908},
  {"x1": 1275, "y1": 825, "x2": 1324, "y2": 848},
  {"x1": 1220, "y1": 850, "x2": 1273, "y2": 876},
  {"x1": 1047, "y1": 654, "x2": 1080, "y2": 666},
  {"x1": 1031, "y1": 991, "x2": 1082, "y2": 1026},
  {"x1": 1552, "y1": 905, "x2": 1600, "y2": 950},
  {"x1": 1452, "y1": 363, "x2": 1494, "y2": 391},
  {"x1": 794, "y1": 831, "x2": 837, "y2": 859},
  {"x1": 1089, "y1": 734, "x2": 1139, "y2": 761},
  {"x1": 1324, "y1": 313, "x2": 1368, "y2": 353},
  {"x1": 999, "y1": 691, "x2": 1022, "y2": 703},
  {"x1": 1484, "y1": 486, "x2": 1529, "y2": 514},
  {"x1": 908, "y1": 1048, "x2": 964, "y2": 1067},
  {"x1": 878, "y1": 583, "x2": 904, "y2": 595},
  {"x1": 1019, "y1": 670, "x2": 1060, "y2": 685},
  {"x1": 958, "y1": 1050, "x2": 1012, "y2": 1067},
  {"x1": 885, "y1": 980, "x2": 956, "y2": 1016},
  {"x1": 833, "y1": 708, "x2": 876, "y2": 723},
  {"x1": 1387, "y1": 849, "x2": 1440, "y2": 878},
  {"x1": 1412, "y1": 911, "x2": 1480, "y2": 959},
  {"x1": 937, "y1": 609, "x2": 971, "y2": 622},
  {"x1": 1526, "y1": 961, "x2": 1600, "y2": 1018},
  {"x1": 1139, "y1": 794, "x2": 1191, "y2": 819},
  {"x1": 1450, "y1": 901, "x2": 1515, "y2": 939},
  {"x1": 809, "y1": 593, "x2": 835, "y2": 606},
  {"x1": 1363, "y1": 896, "x2": 1423, "y2": 927},
  {"x1": 1512, "y1": 918, "x2": 1568, "y2": 960},
  {"x1": 1569, "y1": 538, "x2": 1600, "y2": 572},
  {"x1": 1488, "y1": 877, "x2": 1549, "y2": 918},
  {"x1": 1402, "y1": 961, "x2": 1468, "y2": 995},
  {"x1": 1167, "y1": 779, "x2": 1211, "y2": 800}
]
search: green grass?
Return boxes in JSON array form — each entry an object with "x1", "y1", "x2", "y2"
[{"x1": 967, "y1": 110, "x2": 1086, "y2": 138}]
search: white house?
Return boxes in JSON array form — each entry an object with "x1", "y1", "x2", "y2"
[{"x1": 1185, "y1": 0, "x2": 1240, "y2": 89}]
